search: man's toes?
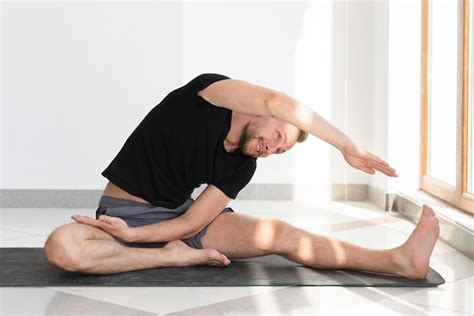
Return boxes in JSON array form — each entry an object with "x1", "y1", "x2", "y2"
[
  {"x1": 428, "y1": 207, "x2": 435, "y2": 216},
  {"x1": 210, "y1": 261, "x2": 226, "y2": 267},
  {"x1": 422, "y1": 205, "x2": 428, "y2": 215},
  {"x1": 422, "y1": 205, "x2": 435, "y2": 217}
]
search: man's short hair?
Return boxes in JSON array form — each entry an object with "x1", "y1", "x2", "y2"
[{"x1": 297, "y1": 129, "x2": 309, "y2": 143}]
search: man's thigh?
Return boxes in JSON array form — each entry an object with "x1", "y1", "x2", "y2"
[
  {"x1": 47, "y1": 222, "x2": 116, "y2": 245},
  {"x1": 200, "y1": 212, "x2": 288, "y2": 259}
]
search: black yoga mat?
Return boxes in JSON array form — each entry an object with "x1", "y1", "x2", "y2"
[{"x1": 0, "y1": 248, "x2": 444, "y2": 287}]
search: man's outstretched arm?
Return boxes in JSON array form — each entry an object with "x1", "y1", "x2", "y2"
[
  {"x1": 199, "y1": 79, "x2": 397, "y2": 177},
  {"x1": 199, "y1": 79, "x2": 351, "y2": 150}
]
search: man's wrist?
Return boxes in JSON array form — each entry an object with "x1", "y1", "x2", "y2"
[
  {"x1": 339, "y1": 137, "x2": 355, "y2": 154},
  {"x1": 125, "y1": 227, "x2": 139, "y2": 243}
]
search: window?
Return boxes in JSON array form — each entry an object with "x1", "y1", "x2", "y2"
[{"x1": 421, "y1": 0, "x2": 474, "y2": 214}]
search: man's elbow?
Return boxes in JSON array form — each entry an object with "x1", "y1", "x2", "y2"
[
  {"x1": 178, "y1": 216, "x2": 206, "y2": 240},
  {"x1": 180, "y1": 227, "x2": 204, "y2": 240}
]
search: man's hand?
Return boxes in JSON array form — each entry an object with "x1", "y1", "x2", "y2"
[
  {"x1": 71, "y1": 214, "x2": 135, "y2": 242},
  {"x1": 342, "y1": 143, "x2": 398, "y2": 177}
]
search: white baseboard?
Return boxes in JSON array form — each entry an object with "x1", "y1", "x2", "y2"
[{"x1": 1, "y1": 183, "x2": 368, "y2": 208}]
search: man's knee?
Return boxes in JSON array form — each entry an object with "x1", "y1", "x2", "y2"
[
  {"x1": 254, "y1": 219, "x2": 292, "y2": 254},
  {"x1": 44, "y1": 223, "x2": 89, "y2": 272}
]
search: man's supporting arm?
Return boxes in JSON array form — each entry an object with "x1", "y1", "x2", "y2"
[{"x1": 128, "y1": 185, "x2": 231, "y2": 243}]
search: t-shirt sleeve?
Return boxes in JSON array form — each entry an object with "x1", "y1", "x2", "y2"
[
  {"x1": 212, "y1": 159, "x2": 257, "y2": 199},
  {"x1": 185, "y1": 73, "x2": 231, "y2": 92}
]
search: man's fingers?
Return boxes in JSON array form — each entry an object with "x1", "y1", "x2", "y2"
[
  {"x1": 368, "y1": 160, "x2": 397, "y2": 176},
  {"x1": 98, "y1": 215, "x2": 110, "y2": 222},
  {"x1": 72, "y1": 215, "x2": 98, "y2": 226},
  {"x1": 370, "y1": 163, "x2": 395, "y2": 176},
  {"x1": 359, "y1": 159, "x2": 397, "y2": 176},
  {"x1": 356, "y1": 150, "x2": 398, "y2": 177},
  {"x1": 369, "y1": 157, "x2": 390, "y2": 168},
  {"x1": 99, "y1": 215, "x2": 125, "y2": 227},
  {"x1": 72, "y1": 215, "x2": 108, "y2": 229},
  {"x1": 366, "y1": 153, "x2": 393, "y2": 169},
  {"x1": 72, "y1": 215, "x2": 96, "y2": 223},
  {"x1": 377, "y1": 164, "x2": 397, "y2": 176},
  {"x1": 375, "y1": 165, "x2": 398, "y2": 177},
  {"x1": 361, "y1": 167, "x2": 375, "y2": 174},
  {"x1": 372, "y1": 163, "x2": 395, "y2": 173}
]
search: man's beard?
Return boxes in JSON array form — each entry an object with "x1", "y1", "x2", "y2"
[{"x1": 238, "y1": 122, "x2": 257, "y2": 156}]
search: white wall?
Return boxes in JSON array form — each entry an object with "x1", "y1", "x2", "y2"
[
  {"x1": 2, "y1": 0, "x2": 378, "y2": 190},
  {"x1": 370, "y1": 0, "x2": 422, "y2": 196},
  {"x1": 331, "y1": 0, "x2": 375, "y2": 186},
  {"x1": 0, "y1": 2, "x2": 4, "y2": 189},
  {"x1": 371, "y1": 0, "x2": 389, "y2": 193},
  {"x1": 386, "y1": 0, "x2": 422, "y2": 194},
  {"x1": 2, "y1": 2, "x2": 183, "y2": 189}
]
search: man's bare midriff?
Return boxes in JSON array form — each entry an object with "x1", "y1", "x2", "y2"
[{"x1": 102, "y1": 181, "x2": 151, "y2": 205}]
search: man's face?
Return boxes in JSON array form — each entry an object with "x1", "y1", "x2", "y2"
[{"x1": 239, "y1": 116, "x2": 300, "y2": 158}]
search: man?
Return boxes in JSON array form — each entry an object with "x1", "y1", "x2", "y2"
[{"x1": 44, "y1": 74, "x2": 440, "y2": 278}]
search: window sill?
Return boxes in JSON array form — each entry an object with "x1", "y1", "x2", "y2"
[{"x1": 396, "y1": 190, "x2": 473, "y2": 231}]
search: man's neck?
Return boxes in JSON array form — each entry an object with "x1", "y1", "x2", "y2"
[{"x1": 224, "y1": 111, "x2": 255, "y2": 153}]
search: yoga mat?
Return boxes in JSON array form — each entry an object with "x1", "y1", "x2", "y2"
[{"x1": 0, "y1": 248, "x2": 444, "y2": 287}]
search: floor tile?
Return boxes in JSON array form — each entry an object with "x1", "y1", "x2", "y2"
[
  {"x1": 50, "y1": 286, "x2": 287, "y2": 314},
  {"x1": 0, "y1": 235, "x2": 47, "y2": 247},
  {"x1": 429, "y1": 251, "x2": 474, "y2": 283},
  {"x1": 375, "y1": 277, "x2": 474, "y2": 315},
  {"x1": 0, "y1": 228, "x2": 37, "y2": 241},
  {"x1": 0, "y1": 287, "x2": 154, "y2": 315},
  {"x1": 166, "y1": 285, "x2": 467, "y2": 315}
]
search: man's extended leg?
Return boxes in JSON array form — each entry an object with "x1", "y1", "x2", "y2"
[
  {"x1": 44, "y1": 223, "x2": 230, "y2": 274},
  {"x1": 201, "y1": 205, "x2": 440, "y2": 279}
]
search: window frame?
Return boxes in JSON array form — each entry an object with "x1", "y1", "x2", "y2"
[{"x1": 421, "y1": 0, "x2": 474, "y2": 214}]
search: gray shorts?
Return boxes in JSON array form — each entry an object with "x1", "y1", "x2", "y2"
[{"x1": 95, "y1": 195, "x2": 234, "y2": 249}]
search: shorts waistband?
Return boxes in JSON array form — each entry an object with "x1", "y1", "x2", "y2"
[
  {"x1": 98, "y1": 195, "x2": 194, "y2": 210},
  {"x1": 98, "y1": 195, "x2": 155, "y2": 208}
]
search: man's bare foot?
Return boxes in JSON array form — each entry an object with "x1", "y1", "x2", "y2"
[
  {"x1": 396, "y1": 205, "x2": 440, "y2": 279},
  {"x1": 162, "y1": 240, "x2": 231, "y2": 267}
]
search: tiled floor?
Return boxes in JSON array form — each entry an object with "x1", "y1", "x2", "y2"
[{"x1": 1, "y1": 200, "x2": 472, "y2": 315}]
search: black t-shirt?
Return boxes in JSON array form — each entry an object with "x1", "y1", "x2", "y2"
[{"x1": 102, "y1": 73, "x2": 257, "y2": 208}]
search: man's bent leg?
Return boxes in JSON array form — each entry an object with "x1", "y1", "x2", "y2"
[
  {"x1": 44, "y1": 223, "x2": 229, "y2": 274},
  {"x1": 201, "y1": 205, "x2": 440, "y2": 279}
]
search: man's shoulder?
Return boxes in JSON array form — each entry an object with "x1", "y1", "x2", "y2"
[{"x1": 186, "y1": 73, "x2": 231, "y2": 91}]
